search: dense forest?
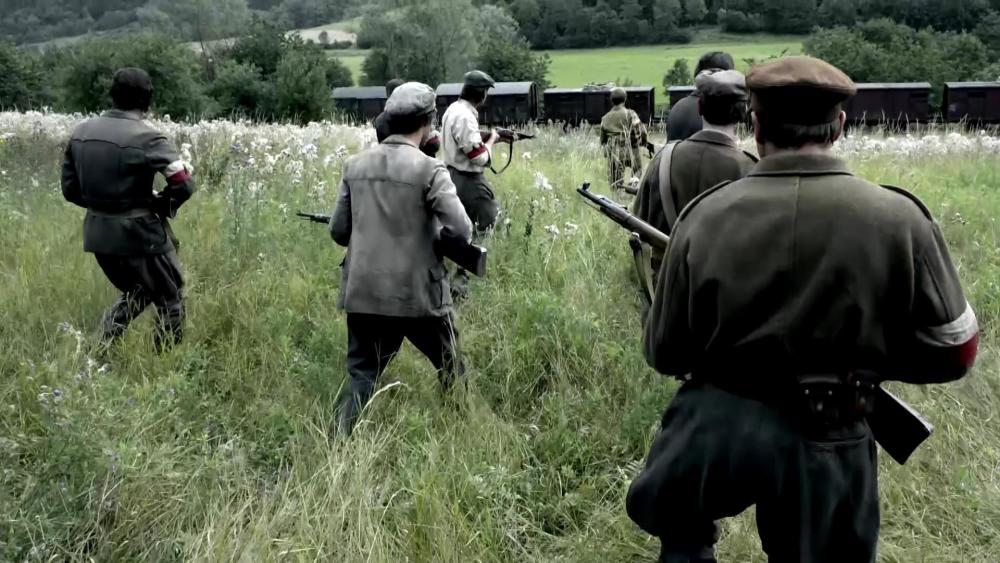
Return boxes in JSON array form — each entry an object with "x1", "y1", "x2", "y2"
[{"x1": 4, "y1": 0, "x2": 1000, "y2": 47}]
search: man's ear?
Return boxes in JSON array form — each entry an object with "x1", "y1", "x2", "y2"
[{"x1": 833, "y1": 110, "x2": 847, "y2": 143}]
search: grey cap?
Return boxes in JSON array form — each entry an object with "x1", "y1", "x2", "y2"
[
  {"x1": 463, "y1": 70, "x2": 495, "y2": 88},
  {"x1": 695, "y1": 69, "x2": 748, "y2": 99},
  {"x1": 384, "y1": 82, "x2": 437, "y2": 117}
]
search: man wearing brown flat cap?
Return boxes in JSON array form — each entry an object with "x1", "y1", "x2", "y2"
[
  {"x1": 631, "y1": 69, "x2": 757, "y2": 299},
  {"x1": 628, "y1": 56, "x2": 978, "y2": 562}
]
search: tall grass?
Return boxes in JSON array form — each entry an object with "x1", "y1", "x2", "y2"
[{"x1": 0, "y1": 117, "x2": 998, "y2": 561}]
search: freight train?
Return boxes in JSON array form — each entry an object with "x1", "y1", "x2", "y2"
[{"x1": 332, "y1": 81, "x2": 1000, "y2": 127}]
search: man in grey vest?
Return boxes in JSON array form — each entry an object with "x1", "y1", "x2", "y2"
[
  {"x1": 329, "y1": 82, "x2": 473, "y2": 436},
  {"x1": 62, "y1": 68, "x2": 196, "y2": 352}
]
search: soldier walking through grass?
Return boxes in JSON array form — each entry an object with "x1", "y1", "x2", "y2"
[
  {"x1": 328, "y1": 82, "x2": 473, "y2": 436},
  {"x1": 628, "y1": 56, "x2": 979, "y2": 562},
  {"x1": 600, "y1": 87, "x2": 647, "y2": 192},
  {"x1": 61, "y1": 68, "x2": 196, "y2": 352}
]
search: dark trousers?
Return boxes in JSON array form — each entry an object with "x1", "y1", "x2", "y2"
[
  {"x1": 448, "y1": 167, "x2": 498, "y2": 234},
  {"x1": 335, "y1": 312, "x2": 465, "y2": 435},
  {"x1": 95, "y1": 251, "x2": 185, "y2": 351},
  {"x1": 627, "y1": 382, "x2": 879, "y2": 563}
]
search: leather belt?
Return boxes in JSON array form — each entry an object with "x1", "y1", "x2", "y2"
[{"x1": 87, "y1": 207, "x2": 154, "y2": 218}]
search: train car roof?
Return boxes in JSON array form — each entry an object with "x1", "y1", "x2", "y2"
[
  {"x1": 332, "y1": 87, "x2": 387, "y2": 99},
  {"x1": 544, "y1": 88, "x2": 582, "y2": 94},
  {"x1": 436, "y1": 82, "x2": 536, "y2": 96},
  {"x1": 544, "y1": 86, "x2": 655, "y2": 94},
  {"x1": 856, "y1": 82, "x2": 932, "y2": 89},
  {"x1": 667, "y1": 86, "x2": 696, "y2": 93},
  {"x1": 944, "y1": 81, "x2": 1000, "y2": 89}
]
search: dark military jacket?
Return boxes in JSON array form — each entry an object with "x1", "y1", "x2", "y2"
[
  {"x1": 633, "y1": 129, "x2": 757, "y2": 237},
  {"x1": 62, "y1": 110, "x2": 196, "y2": 256},
  {"x1": 665, "y1": 91, "x2": 702, "y2": 141},
  {"x1": 645, "y1": 153, "x2": 976, "y2": 385}
]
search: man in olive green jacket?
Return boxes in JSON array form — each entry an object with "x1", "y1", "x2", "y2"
[
  {"x1": 330, "y1": 82, "x2": 473, "y2": 436},
  {"x1": 632, "y1": 70, "x2": 756, "y2": 296},
  {"x1": 628, "y1": 56, "x2": 978, "y2": 563},
  {"x1": 600, "y1": 87, "x2": 646, "y2": 191},
  {"x1": 62, "y1": 68, "x2": 196, "y2": 351}
]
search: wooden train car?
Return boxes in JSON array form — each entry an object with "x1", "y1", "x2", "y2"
[
  {"x1": 667, "y1": 86, "x2": 696, "y2": 108},
  {"x1": 331, "y1": 86, "x2": 387, "y2": 121},
  {"x1": 943, "y1": 82, "x2": 1000, "y2": 123},
  {"x1": 435, "y1": 82, "x2": 539, "y2": 125},
  {"x1": 844, "y1": 83, "x2": 931, "y2": 124},
  {"x1": 541, "y1": 86, "x2": 656, "y2": 125}
]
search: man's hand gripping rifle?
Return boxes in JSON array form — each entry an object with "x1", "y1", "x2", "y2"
[
  {"x1": 295, "y1": 212, "x2": 488, "y2": 277},
  {"x1": 482, "y1": 128, "x2": 535, "y2": 175}
]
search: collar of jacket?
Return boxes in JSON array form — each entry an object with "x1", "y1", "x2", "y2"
[
  {"x1": 748, "y1": 152, "x2": 852, "y2": 177},
  {"x1": 383, "y1": 135, "x2": 419, "y2": 148},
  {"x1": 103, "y1": 109, "x2": 144, "y2": 121},
  {"x1": 688, "y1": 128, "x2": 738, "y2": 148}
]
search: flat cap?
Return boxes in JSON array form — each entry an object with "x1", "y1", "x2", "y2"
[
  {"x1": 463, "y1": 70, "x2": 495, "y2": 89},
  {"x1": 695, "y1": 69, "x2": 747, "y2": 99},
  {"x1": 384, "y1": 82, "x2": 437, "y2": 117},
  {"x1": 747, "y1": 56, "x2": 856, "y2": 124}
]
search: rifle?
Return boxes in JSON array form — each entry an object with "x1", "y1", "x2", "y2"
[
  {"x1": 868, "y1": 386, "x2": 934, "y2": 465},
  {"x1": 296, "y1": 212, "x2": 488, "y2": 277},
  {"x1": 481, "y1": 128, "x2": 535, "y2": 175},
  {"x1": 577, "y1": 183, "x2": 670, "y2": 249}
]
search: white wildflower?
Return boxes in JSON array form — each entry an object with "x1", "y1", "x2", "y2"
[
  {"x1": 534, "y1": 171, "x2": 553, "y2": 191},
  {"x1": 544, "y1": 224, "x2": 560, "y2": 237},
  {"x1": 564, "y1": 222, "x2": 579, "y2": 235},
  {"x1": 522, "y1": 152, "x2": 533, "y2": 161}
]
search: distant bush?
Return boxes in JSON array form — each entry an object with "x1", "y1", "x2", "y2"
[
  {"x1": 55, "y1": 34, "x2": 208, "y2": 119},
  {"x1": 663, "y1": 59, "x2": 692, "y2": 89},
  {"x1": 207, "y1": 61, "x2": 273, "y2": 119}
]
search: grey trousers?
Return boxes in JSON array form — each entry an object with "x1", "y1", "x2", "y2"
[
  {"x1": 95, "y1": 251, "x2": 185, "y2": 351},
  {"x1": 448, "y1": 167, "x2": 498, "y2": 234}
]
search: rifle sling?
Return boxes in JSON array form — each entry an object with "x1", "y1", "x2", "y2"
[{"x1": 656, "y1": 141, "x2": 680, "y2": 229}]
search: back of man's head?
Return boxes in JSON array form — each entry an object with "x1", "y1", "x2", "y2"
[
  {"x1": 110, "y1": 67, "x2": 154, "y2": 112},
  {"x1": 610, "y1": 87, "x2": 628, "y2": 105},
  {"x1": 695, "y1": 52, "x2": 735, "y2": 77},
  {"x1": 386, "y1": 79, "x2": 405, "y2": 97},
  {"x1": 696, "y1": 70, "x2": 748, "y2": 126}
]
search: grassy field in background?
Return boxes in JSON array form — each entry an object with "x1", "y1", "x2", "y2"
[
  {"x1": 544, "y1": 33, "x2": 802, "y2": 91},
  {"x1": 1, "y1": 115, "x2": 999, "y2": 561},
  {"x1": 330, "y1": 32, "x2": 801, "y2": 89}
]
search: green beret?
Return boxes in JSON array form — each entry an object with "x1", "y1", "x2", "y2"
[
  {"x1": 695, "y1": 69, "x2": 747, "y2": 99},
  {"x1": 747, "y1": 56, "x2": 857, "y2": 125},
  {"x1": 384, "y1": 82, "x2": 437, "y2": 117},
  {"x1": 610, "y1": 87, "x2": 627, "y2": 102},
  {"x1": 463, "y1": 70, "x2": 495, "y2": 89}
]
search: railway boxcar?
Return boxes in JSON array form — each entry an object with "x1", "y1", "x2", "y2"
[
  {"x1": 331, "y1": 86, "x2": 387, "y2": 122},
  {"x1": 943, "y1": 82, "x2": 1000, "y2": 123},
  {"x1": 435, "y1": 82, "x2": 539, "y2": 125},
  {"x1": 541, "y1": 86, "x2": 656, "y2": 125},
  {"x1": 667, "y1": 86, "x2": 696, "y2": 108},
  {"x1": 844, "y1": 83, "x2": 932, "y2": 124}
]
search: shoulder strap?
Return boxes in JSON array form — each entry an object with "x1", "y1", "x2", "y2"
[
  {"x1": 743, "y1": 149, "x2": 760, "y2": 163},
  {"x1": 880, "y1": 183, "x2": 933, "y2": 220},
  {"x1": 657, "y1": 141, "x2": 680, "y2": 228}
]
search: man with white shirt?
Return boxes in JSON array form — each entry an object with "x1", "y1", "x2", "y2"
[{"x1": 441, "y1": 70, "x2": 500, "y2": 233}]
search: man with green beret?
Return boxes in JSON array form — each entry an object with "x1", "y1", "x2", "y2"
[
  {"x1": 628, "y1": 56, "x2": 978, "y2": 562},
  {"x1": 600, "y1": 87, "x2": 647, "y2": 192},
  {"x1": 329, "y1": 81, "x2": 473, "y2": 436},
  {"x1": 631, "y1": 69, "x2": 757, "y2": 298},
  {"x1": 61, "y1": 67, "x2": 196, "y2": 352},
  {"x1": 441, "y1": 70, "x2": 500, "y2": 233}
]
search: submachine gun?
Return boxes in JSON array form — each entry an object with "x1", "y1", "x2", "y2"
[
  {"x1": 481, "y1": 128, "x2": 535, "y2": 175},
  {"x1": 296, "y1": 212, "x2": 488, "y2": 277},
  {"x1": 575, "y1": 182, "x2": 933, "y2": 465}
]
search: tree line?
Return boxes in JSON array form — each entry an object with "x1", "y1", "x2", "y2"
[
  {"x1": 0, "y1": 20, "x2": 354, "y2": 123},
  {"x1": 0, "y1": 0, "x2": 364, "y2": 46}
]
